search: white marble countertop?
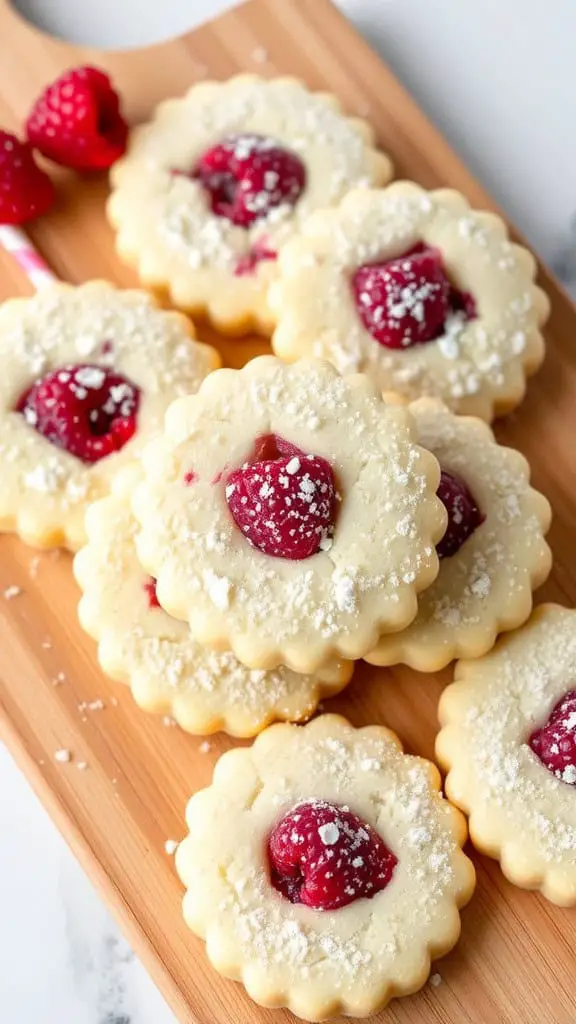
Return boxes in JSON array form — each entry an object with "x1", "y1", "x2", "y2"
[{"x1": 1, "y1": 1, "x2": 575, "y2": 1021}]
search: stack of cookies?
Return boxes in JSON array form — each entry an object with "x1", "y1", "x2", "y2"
[{"x1": 2, "y1": 75, "x2": 568, "y2": 1021}]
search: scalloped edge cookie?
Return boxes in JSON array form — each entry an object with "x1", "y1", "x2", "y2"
[
  {"x1": 108, "y1": 74, "x2": 392, "y2": 335},
  {"x1": 437, "y1": 605, "x2": 576, "y2": 906},
  {"x1": 0, "y1": 280, "x2": 219, "y2": 550},
  {"x1": 270, "y1": 181, "x2": 549, "y2": 420},
  {"x1": 365, "y1": 395, "x2": 552, "y2": 670},
  {"x1": 176, "y1": 714, "x2": 475, "y2": 1020},
  {"x1": 132, "y1": 356, "x2": 446, "y2": 673},
  {"x1": 73, "y1": 473, "x2": 353, "y2": 737}
]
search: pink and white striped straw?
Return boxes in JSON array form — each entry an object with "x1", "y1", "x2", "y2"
[{"x1": 0, "y1": 224, "x2": 57, "y2": 290}]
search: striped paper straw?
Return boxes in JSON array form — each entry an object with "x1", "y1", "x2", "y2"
[{"x1": 0, "y1": 224, "x2": 57, "y2": 290}]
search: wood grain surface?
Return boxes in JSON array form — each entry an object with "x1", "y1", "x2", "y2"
[{"x1": 0, "y1": 1, "x2": 575, "y2": 1021}]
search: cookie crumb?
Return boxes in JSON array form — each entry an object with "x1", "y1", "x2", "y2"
[
  {"x1": 76, "y1": 761, "x2": 88, "y2": 771},
  {"x1": 52, "y1": 671, "x2": 66, "y2": 686},
  {"x1": 430, "y1": 972, "x2": 442, "y2": 988},
  {"x1": 42, "y1": 637, "x2": 52, "y2": 649},
  {"x1": 28, "y1": 556, "x2": 41, "y2": 579},
  {"x1": 199, "y1": 740, "x2": 212, "y2": 754},
  {"x1": 251, "y1": 46, "x2": 268, "y2": 63},
  {"x1": 4, "y1": 585, "x2": 22, "y2": 600},
  {"x1": 164, "y1": 839, "x2": 179, "y2": 855},
  {"x1": 78, "y1": 698, "x2": 104, "y2": 711},
  {"x1": 163, "y1": 715, "x2": 177, "y2": 727},
  {"x1": 110, "y1": 696, "x2": 118, "y2": 707},
  {"x1": 54, "y1": 748, "x2": 71, "y2": 763}
]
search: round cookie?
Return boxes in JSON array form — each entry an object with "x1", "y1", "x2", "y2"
[
  {"x1": 437, "y1": 606, "x2": 576, "y2": 906},
  {"x1": 0, "y1": 281, "x2": 219, "y2": 550},
  {"x1": 365, "y1": 397, "x2": 552, "y2": 671},
  {"x1": 270, "y1": 182, "x2": 549, "y2": 420},
  {"x1": 74, "y1": 479, "x2": 353, "y2": 737},
  {"x1": 176, "y1": 714, "x2": 475, "y2": 1021},
  {"x1": 132, "y1": 357, "x2": 446, "y2": 673},
  {"x1": 108, "y1": 75, "x2": 392, "y2": 334}
]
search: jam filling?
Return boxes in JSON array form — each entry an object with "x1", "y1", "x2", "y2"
[{"x1": 144, "y1": 577, "x2": 161, "y2": 608}]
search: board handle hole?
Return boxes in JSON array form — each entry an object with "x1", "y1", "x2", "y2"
[{"x1": 9, "y1": 0, "x2": 236, "y2": 50}]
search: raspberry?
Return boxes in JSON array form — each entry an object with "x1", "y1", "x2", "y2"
[
  {"x1": 26, "y1": 66, "x2": 128, "y2": 171},
  {"x1": 268, "y1": 799, "x2": 397, "y2": 910},
  {"x1": 530, "y1": 691, "x2": 576, "y2": 785},
  {"x1": 193, "y1": 134, "x2": 305, "y2": 228},
  {"x1": 0, "y1": 131, "x2": 55, "y2": 225},
  {"x1": 17, "y1": 363, "x2": 140, "y2": 463},
  {"x1": 352, "y1": 243, "x2": 476, "y2": 349},
  {"x1": 436, "y1": 470, "x2": 484, "y2": 559},
  {"x1": 225, "y1": 434, "x2": 337, "y2": 560}
]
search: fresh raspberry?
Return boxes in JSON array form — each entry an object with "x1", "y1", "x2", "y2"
[
  {"x1": 144, "y1": 578, "x2": 161, "y2": 608},
  {"x1": 0, "y1": 131, "x2": 55, "y2": 225},
  {"x1": 234, "y1": 237, "x2": 277, "y2": 276},
  {"x1": 436, "y1": 470, "x2": 484, "y2": 559},
  {"x1": 530, "y1": 691, "x2": 576, "y2": 785},
  {"x1": 352, "y1": 243, "x2": 475, "y2": 349},
  {"x1": 17, "y1": 363, "x2": 140, "y2": 463},
  {"x1": 193, "y1": 134, "x2": 305, "y2": 228},
  {"x1": 268, "y1": 799, "x2": 397, "y2": 910},
  {"x1": 225, "y1": 434, "x2": 337, "y2": 560},
  {"x1": 26, "y1": 66, "x2": 128, "y2": 171}
]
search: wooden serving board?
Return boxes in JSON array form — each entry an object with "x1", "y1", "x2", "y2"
[{"x1": 1, "y1": 1, "x2": 576, "y2": 1021}]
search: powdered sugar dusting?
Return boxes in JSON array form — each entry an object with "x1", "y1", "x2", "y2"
[
  {"x1": 0, "y1": 283, "x2": 216, "y2": 522},
  {"x1": 126, "y1": 77, "x2": 384, "y2": 273},
  {"x1": 371, "y1": 398, "x2": 550, "y2": 664},
  {"x1": 77, "y1": 494, "x2": 347, "y2": 735},
  {"x1": 135, "y1": 360, "x2": 442, "y2": 660},
  {"x1": 448, "y1": 606, "x2": 576, "y2": 863},
  {"x1": 181, "y1": 720, "x2": 468, "y2": 996},
  {"x1": 282, "y1": 183, "x2": 545, "y2": 413}
]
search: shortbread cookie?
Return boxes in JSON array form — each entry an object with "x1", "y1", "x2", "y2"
[
  {"x1": 132, "y1": 357, "x2": 446, "y2": 673},
  {"x1": 74, "y1": 480, "x2": 353, "y2": 737},
  {"x1": 176, "y1": 714, "x2": 475, "y2": 1021},
  {"x1": 0, "y1": 281, "x2": 219, "y2": 549},
  {"x1": 270, "y1": 182, "x2": 549, "y2": 420},
  {"x1": 108, "y1": 75, "x2": 392, "y2": 334},
  {"x1": 365, "y1": 397, "x2": 551, "y2": 671},
  {"x1": 437, "y1": 606, "x2": 576, "y2": 906}
]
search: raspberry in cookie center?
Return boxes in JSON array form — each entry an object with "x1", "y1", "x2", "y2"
[
  {"x1": 529, "y1": 690, "x2": 576, "y2": 785},
  {"x1": 436, "y1": 469, "x2": 484, "y2": 559},
  {"x1": 352, "y1": 243, "x2": 476, "y2": 350},
  {"x1": 16, "y1": 363, "x2": 140, "y2": 464},
  {"x1": 193, "y1": 133, "x2": 306, "y2": 228},
  {"x1": 268, "y1": 799, "x2": 397, "y2": 910},
  {"x1": 225, "y1": 433, "x2": 337, "y2": 560}
]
